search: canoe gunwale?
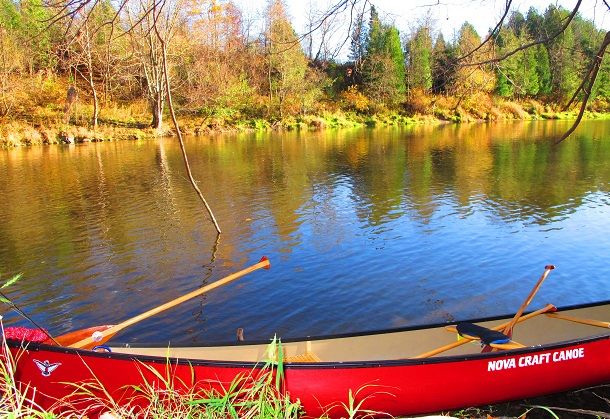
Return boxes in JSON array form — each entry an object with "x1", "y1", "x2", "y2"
[
  {"x1": 6, "y1": 329, "x2": 610, "y2": 370},
  {"x1": 6, "y1": 298, "x2": 610, "y2": 369},
  {"x1": 97, "y1": 298, "x2": 610, "y2": 349}
]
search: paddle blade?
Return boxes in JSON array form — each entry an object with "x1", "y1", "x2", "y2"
[
  {"x1": 47, "y1": 325, "x2": 117, "y2": 348},
  {"x1": 260, "y1": 256, "x2": 270, "y2": 269}
]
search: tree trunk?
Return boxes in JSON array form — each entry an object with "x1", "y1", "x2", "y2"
[{"x1": 150, "y1": 95, "x2": 163, "y2": 129}]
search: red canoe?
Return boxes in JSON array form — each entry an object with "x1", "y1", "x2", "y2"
[{"x1": 6, "y1": 298, "x2": 610, "y2": 417}]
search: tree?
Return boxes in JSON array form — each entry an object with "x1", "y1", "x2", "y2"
[
  {"x1": 534, "y1": 44, "x2": 552, "y2": 97},
  {"x1": 348, "y1": 9, "x2": 366, "y2": 83},
  {"x1": 542, "y1": 5, "x2": 579, "y2": 101},
  {"x1": 452, "y1": 22, "x2": 494, "y2": 100},
  {"x1": 493, "y1": 20, "x2": 539, "y2": 99},
  {"x1": 183, "y1": 0, "x2": 253, "y2": 120},
  {"x1": 19, "y1": 0, "x2": 57, "y2": 74},
  {"x1": 62, "y1": 1, "x2": 119, "y2": 128},
  {"x1": 0, "y1": 0, "x2": 23, "y2": 119},
  {"x1": 125, "y1": 0, "x2": 184, "y2": 129},
  {"x1": 405, "y1": 24, "x2": 433, "y2": 91},
  {"x1": 263, "y1": 0, "x2": 308, "y2": 117},
  {"x1": 361, "y1": 7, "x2": 405, "y2": 109},
  {"x1": 302, "y1": 0, "x2": 343, "y2": 64},
  {"x1": 431, "y1": 33, "x2": 457, "y2": 95}
]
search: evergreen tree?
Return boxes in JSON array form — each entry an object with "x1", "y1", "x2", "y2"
[
  {"x1": 494, "y1": 67, "x2": 513, "y2": 97},
  {"x1": 519, "y1": 46, "x2": 539, "y2": 96},
  {"x1": 366, "y1": 5, "x2": 383, "y2": 56},
  {"x1": 535, "y1": 45, "x2": 552, "y2": 96},
  {"x1": 507, "y1": 11, "x2": 526, "y2": 38},
  {"x1": 19, "y1": 0, "x2": 57, "y2": 72},
  {"x1": 543, "y1": 5, "x2": 578, "y2": 101},
  {"x1": 493, "y1": 26, "x2": 517, "y2": 97},
  {"x1": 525, "y1": 6, "x2": 544, "y2": 40},
  {"x1": 383, "y1": 26, "x2": 406, "y2": 91},
  {"x1": 593, "y1": 55, "x2": 610, "y2": 101},
  {"x1": 348, "y1": 10, "x2": 367, "y2": 83},
  {"x1": 405, "y1": 25, "x2": 433, "y2": 91},
  {"x1": 431, "y1": 33, "x2": 457, "y2": 95},
  {"x1": 361, "y1": 7, "x2": 406, "y2": 109}
]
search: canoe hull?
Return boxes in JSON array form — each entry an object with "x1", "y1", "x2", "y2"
[{"x1": 7, "y1": 332, "x2": 610, "y2": 417}]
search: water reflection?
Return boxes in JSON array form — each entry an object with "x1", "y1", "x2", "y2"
[{"x1": 1, "y1": 120, "x2": 610, "y2": 342}]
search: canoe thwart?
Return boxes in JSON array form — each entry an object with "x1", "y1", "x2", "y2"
[{"x1": 545, "y1": 312, "x2": 610, "y2": 328}]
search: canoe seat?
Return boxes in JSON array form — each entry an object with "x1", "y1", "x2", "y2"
[
  {"x1": 284, "y1": 341, "x2": 321, "y2": 363},
  {"x1": 455, "y1": 323, "x2": 511, "y2": 345},
  {"x1": 445, "y1": 324, "x2": 526, "y2": 350}
]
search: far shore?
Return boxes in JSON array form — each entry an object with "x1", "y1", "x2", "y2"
[{"x1": 2, "y1": 106, "x2": 608, "y2": 148}]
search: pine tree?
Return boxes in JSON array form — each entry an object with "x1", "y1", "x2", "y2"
[
  {"x1": 535, "y1": 45, "x2": 552, "y2": 97},
  {"x1": 543, "y1": 5, "x2": 578, "y2": 101},
  {"x1": 361, "y1": 6, "x2": 406, "y2": 109},
  {"x1": 406, "y1": 25, "x2": 433, "y2": 91},
  {"x1": 348, "y1": 10, "x2": 367, "y2": 83},
  {"x1": 525, "y1": 6, "x2": 544, "y2": 40},
  {"x1": 431, "y1": 34, "x2": 457, "y2": 95}
]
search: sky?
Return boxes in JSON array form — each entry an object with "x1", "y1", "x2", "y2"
[
  {"x1": 231, "y1": 0, "x2": 610, "y2": 62},
  {"x1": 235, "y1": 0, "x2": 610, "y2": 42}
]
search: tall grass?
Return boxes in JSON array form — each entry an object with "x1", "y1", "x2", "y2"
[
  {"x1": 50, "y1": 337, "x2": 303, "y2": 419},
  {"x1": 0, "y1": 317, "x2": 57, "y2": 418}
]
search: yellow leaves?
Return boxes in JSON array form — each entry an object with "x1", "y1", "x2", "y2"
[
  {"x1": 185, "y1": 0, "x2": 243, "y2": 50},
  {"x1": 341, "y1": 85, "x2": 369, "y2": 112},
  {"x1": 185, "y1": 0, "x2": 219, "y2": 17}
]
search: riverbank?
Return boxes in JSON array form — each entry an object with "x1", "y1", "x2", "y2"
[{"x1": 2, "y1": 93, "x2": 609, "y2": 148}]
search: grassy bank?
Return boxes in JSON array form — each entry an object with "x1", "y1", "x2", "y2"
[{"x1": 2, "y1": 84, "x2": 609, "y2": 148}]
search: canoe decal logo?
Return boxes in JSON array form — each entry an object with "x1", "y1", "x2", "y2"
[{"x1": 34, "y1": 359, "x2": 61, "y2": 377}]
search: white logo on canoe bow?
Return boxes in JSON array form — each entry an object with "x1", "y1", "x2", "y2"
[{"x1": 34, "y1": 359, "x2": 61, "y2": 377}]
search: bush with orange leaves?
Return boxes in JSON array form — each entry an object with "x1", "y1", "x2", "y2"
[
  {"x1": 405, "y1": 88, "x2": 432, "y2": 115},
  {"x1": 341, "y1": 85, "x2": 369, "y2": 112}
]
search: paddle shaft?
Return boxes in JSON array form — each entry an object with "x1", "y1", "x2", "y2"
[
  {"x1": 502, "y1": 265, "x2": 555, "y2": 337},
  {"x1": 69, "y1": 257, "x2": 270, "y2": 349},
  {"x1": 545, "y1": 312, "x2": 610, "y2": 329},
  {"x1": 413, "y1": 304, "x2": 556, "y2": 359}
]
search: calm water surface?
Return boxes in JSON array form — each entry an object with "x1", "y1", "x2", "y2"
[{"x1": 1, "y1": 120, "x2": 610, "y2": 344}]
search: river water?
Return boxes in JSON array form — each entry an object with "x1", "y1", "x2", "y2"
[{"x1": 1, "y1": 120, "x2": 610, "y2": 344}]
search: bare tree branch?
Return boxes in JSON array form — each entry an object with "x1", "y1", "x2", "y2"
[
  {"x1": 556, "y1": 31, "x2": 610, "y2": 144},
  {"x1": 152, "y1": 0, "x2": 221, "y2": 234},
  {"x1": 463, "y1": 0, "x2": 582, "y2": 67}
]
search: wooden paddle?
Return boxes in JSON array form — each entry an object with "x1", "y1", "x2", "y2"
[
  {"x1": 502, "y1": 265, "x2": 555, "y2": 337},
  {"x1": 413, "y1": 303, "x2": 557, "y2": 359},
  {"x1": 45, "y1": 325, "x2": 117, "y2": 346},
  {"x1": 68, "y1": 256, "x2": 271, "y2": 349},
  {"x1": 545, "y1": 312, "x2": 610, "y2": 329}
]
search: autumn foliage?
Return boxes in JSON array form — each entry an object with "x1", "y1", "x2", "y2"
[{"x1": 0, "y1": 0, "x2": 609, "y2": 141}]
